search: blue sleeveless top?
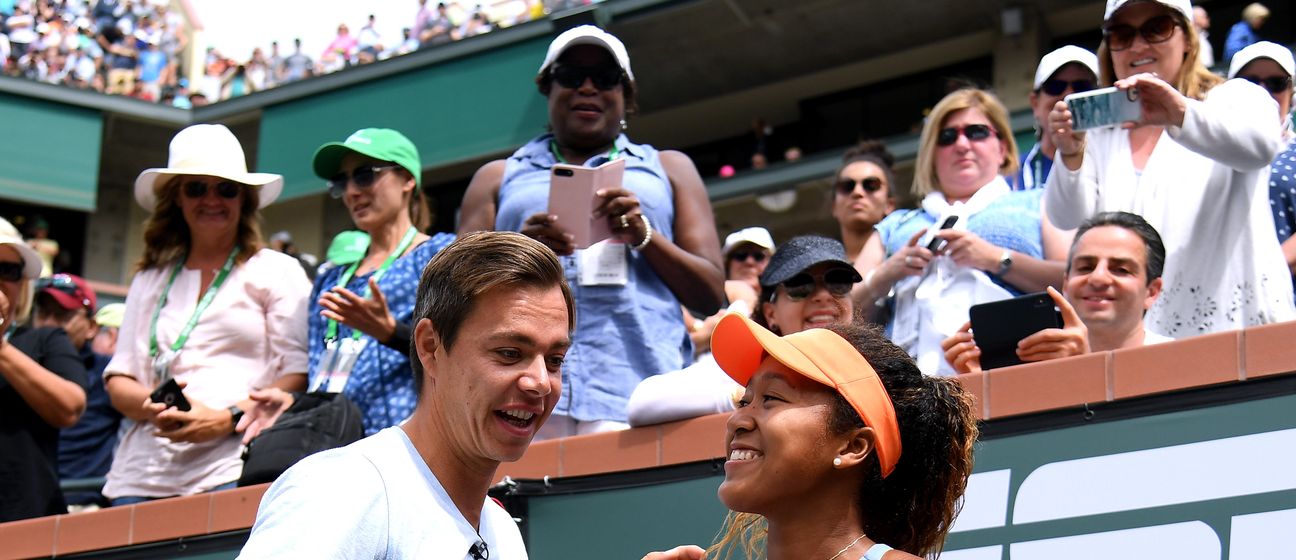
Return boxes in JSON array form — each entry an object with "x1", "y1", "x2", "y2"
[
  {"x1": 875, "y1": 188, "x2": 1046, "y2": 295},
  {"x1": 496, "y1": 134, "x2": 691, "y2": 423}
]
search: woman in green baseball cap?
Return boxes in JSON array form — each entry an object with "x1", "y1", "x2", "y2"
[{"x1": 250, "y1": 128, "x2": 456, "y2": 438}]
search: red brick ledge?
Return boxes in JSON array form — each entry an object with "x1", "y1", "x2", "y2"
[{"x1": 5, "y1": 320, "x2": 1294, "y2": 558}]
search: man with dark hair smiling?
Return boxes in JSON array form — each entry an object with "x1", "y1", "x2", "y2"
[
  {"x1": 241, "y1": 231, "x2": 574, "y2": 559},
  {"x1": 943, "y1": 211, "x2": 1170, "y2": 373}
]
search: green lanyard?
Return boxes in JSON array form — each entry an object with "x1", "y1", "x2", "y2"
[
  {"x1": 324, "y1": 226, "x2": 419, "y2": 342},
  {"x1": 548, "y1": 138, "x2": 619, "y2": 164},
  {"x1": 148, "y1": 247, "x2": 239, "y2": 357}
]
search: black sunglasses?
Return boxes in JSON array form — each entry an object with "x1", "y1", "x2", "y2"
[
  {"x1": 328, "y1": 164, "x2": 400, "y2": 199},
  {"x1": 552, "y1": 64, "x2": 624, "y2": 91},
  {"x1": 936, "y1": 124, "x2": 997, "y2": 147},
  {"x1": 835, "y1": 177, "x2": 885, "y2": 196},
  {"x1": 729, "y1": 250, "x2": 767, "y2": 263},
  {"x1": 1239, "y1": 74, "x2": 1293, "y2": 94},
  {"x1": 1039, "y1": 78, "x2": 1096, "y2": 96},
  {"x1": 0, "y1": 261, "x2": 24, "y2": 282},
  {"x1": 182, "y1": 180, "x2": 242, "y2": 199},
  {"x1": 1104, "y1": 14, "x2": 1177, "y2": 52},
  {"x1": 779, "y1": 268, "x2": 858, "y2": 301}
]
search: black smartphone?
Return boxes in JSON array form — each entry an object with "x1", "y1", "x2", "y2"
[
  {"x1": 150, "y1": 378, "x2": 192, "y2": 412},
  {"x1": 968, "y1": 292, "x2": 1063, "y2": 370},
  {"x1": 926, "y1": 216, "x2": 959, "y2": 252}
]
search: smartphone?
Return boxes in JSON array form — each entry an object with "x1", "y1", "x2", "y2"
[
  {"x1": 149, "y1": 378, "x2": 192, "y2": 412},
  {"x1": 1065, "y1": 86, "x2": 1142, "y2": 131},
  {"x1": 925, "y1": 216, "x2": 960, "y2": 252},
  {"x1": 968, "y1": 292, "x2": 1063, "y2": 370},
  {"x1": 547, "y1": 158, "x2": 627, "y2": 249}
]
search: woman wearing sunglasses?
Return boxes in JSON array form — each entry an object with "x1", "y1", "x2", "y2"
[
  {"x1": 644, "y1": 316, "x2": 978, "y2": 560},
  {"x1": 1046, "y1": 0, "x2": 1294, "y2": 337},
  {"x1": 856, "y1": 88, "x2": 1069, "y2": 375},
  {"x1": 100, "y1": 124, "x2": 310, "y2": 505},
  {"x1": 0, "y1": 217, "x2": 87, "y2": 522},
  {"x1": 460, "y1": 26, "x2": 724, "y2": 437},
  {"x1": 628, "y1": 235, "x2": 856, "y2": 427}
]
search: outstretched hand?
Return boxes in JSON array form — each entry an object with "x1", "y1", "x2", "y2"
[{"x1": 319, "y1": 278, "x2": 397, "y2": 343}]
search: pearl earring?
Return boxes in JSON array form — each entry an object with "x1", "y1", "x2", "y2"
[
  {"x1": 619, "y1": 118, "x2": 628, "y2": 131},
  {"x1": 833, "y1": 457, "x2": 843, "y2": 467}
]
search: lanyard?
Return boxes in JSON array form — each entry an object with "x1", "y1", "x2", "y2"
[
  {"x1": 548, "y1": 138, "x2": 619, "y2": 165},
  {"x1": 148, "y1": 247, "x2": 239, "y2": 357},
  {"x1": 325, "y1": 226, "x2": 418, "y2": 342}
]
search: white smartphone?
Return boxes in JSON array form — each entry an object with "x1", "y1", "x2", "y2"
[
  {"x1": 547, "y1": 158, "x2": 626, "y2": 249},
  {"x1": 1065, "y1": 86, "x2": 1142, "y2": 131}
]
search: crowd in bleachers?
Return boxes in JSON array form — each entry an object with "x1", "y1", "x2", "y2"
[
  {"x1": 0, "y1": 0, "x2": 599, "y2": 106},
  {"x1": 2, "y1": 1, "x2": 1295, "y2": 556}
]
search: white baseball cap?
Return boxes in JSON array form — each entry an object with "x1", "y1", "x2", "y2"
[
  {"x1": 536, "y1": 25, "x2": 635, "y2": 82},
  {"x1": 134, "y1": 124, "x2": 283, "y2": 210},
  {"x1": 0, "y1": 217, "x2": 41, "y2": 279},
  {"x1": 1104, "y1": 0, "x2": 1192, "y2": 22},
  {"x1": 1034, "y1": 45, "x2": 1100, "y2": 90},
  {"x1": 1228, "y1": 41, "x2": 1295, "y2": 79},
  {"x1": 722, "y1": 227, "x2": 776, "y2": 257}
]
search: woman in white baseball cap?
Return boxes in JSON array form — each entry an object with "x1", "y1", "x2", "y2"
[
  {"x1": 459, "y1": 25, "x2": 725, "y2": 438},
  {"x1": 101, "y1": 124, "x2": 311, "y2": 505},
  {"x1": 1046, "y1": 0, "x2": 1294, "y2": 337}
]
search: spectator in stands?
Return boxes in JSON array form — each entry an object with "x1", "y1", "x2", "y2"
[
  {"x1": 627, "y1": 235, "x2": 860, "y2": 427},
  {"x1": 412, "y1": 0, "x2": 434, "y2": 44},
  {"x1": 858, "y1": 88, "x2": 1069, "y2": 375},
  {"x1": 25, "y1": 216, "x2": 58, "y2": 277},
  {"x1": 390, "y1": 27, "x2": 419, "y2": 58},
  {"x1": 943, "y1": 211, "x2": 1172, "y2": 373},
  {"x1": 1046, "y1": 0, "x2": 1293, "y2": 337},
  {"x1": 281, "y1": 38, "x2": 313, "y2": 83},
  {"x1": 188, "y1": 91, "x2": 209, "y2": 107},
  {"x1": 459, "y1": 25, "x2": 725, "y2": 437},
  {"x1": 244, "y1": 47, "x2": 270, "y2": 92},
  {"x1": 30, "y1": 275, "x2": 120, "y2": 511},
  {"x1": 265, "y1": 41, "x2": 283, "y2": 88},
  {"x1": 419, "y1": 2, "x2": 453, "y2": 46},
  {"x1": 92, "y1": 303, "x2": 125, "y2": 357},
  {"x1": 830, "y1": 141, "x2": 896, "y2": 311},
  {"x1": 1224, "y1": 3, "x2": 1268, "y2": 64},
  {"x1": 683, "y1": 316, "x2": 977, "y2": 559},
  {"x1": 1228, "y1": 42, "x2": 1296, "y2": 294},
  {"x1": 101, "y1": 124, "x2": 310, "y2": 505},
  {"x1": 240, "y1": 231, "x2": 570, "y2": 558},
  {"x1": 1014, "y1": 46, "x2": 1098, "y2": 191},
  {"x1": 101, "y1": 21, "x2": 137, "y2": 95},
  {"x1": 1193, "y1": 6, "x2": 1214, "y2": 68},
  {"x1": 0, "y1": 218, "x2": 87, "y2": 522},
  {"x1": 220, "y1": 64, "x2": 255, "y2": 99},
  {"x1": 249, "y1": 128, "x2": 456, "y2": 438},
  {"x1": 324, "y1": 23, "x2": 357, "y2": 67},
  {"x1": 721, "y1": 227, "x2": 774, "y2": 295},
  {"x1": 356, "y1": 14, "x2": 381, "y2": 59},
  {"x1": 135, "y1": 38, "x2": 166, "y2": 100}
]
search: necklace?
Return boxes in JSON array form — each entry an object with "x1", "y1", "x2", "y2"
[{"x1": 826, "y1": 533, "x2": 868, "y2": 560}]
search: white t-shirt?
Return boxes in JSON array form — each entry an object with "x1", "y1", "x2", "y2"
[{"x1": 239, "y1": 427, "x2": 528, "y2": 560}]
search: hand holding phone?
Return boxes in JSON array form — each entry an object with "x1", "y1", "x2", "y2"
[
  {"x1": 548, "y1": 158, "x2": 627, "y2": 249},
  {"x1": 1065, "y1": 86, "x2": 1142, "y2": 131},
  {"x1": 924, "y1": 216, "x2": 960, "y2": 253},
  {"x1": 150, "y1": 378, "x2": 192, "y2": 412},
  {"x1": 968, "y1": 291, "x2": 1063, "y2": 370}
]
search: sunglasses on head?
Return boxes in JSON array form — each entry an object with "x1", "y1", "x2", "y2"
[
  {"x1": 551, "y1": 64, "x2": 624, "y2": 91},
  {"x1": 729, "y1": 250, "x2": 767, "y2": 263},
  {"x1": 835, "y1": 177, "x2": 885, "y2": 196},
  {"x1": 1039, "y1": 78, "x2": 1096, "y2": 96},
  {"x1": 1239, "y1": 74, "x2": 1293, "y2": 94},
  {"x1": 327, "y1": 164, "x2": 400, "y2": 199},
  {"x1": 0, "y1": 261, "x2": 24, "y2": 282},
  {"x1": 182, "y1": 180, "x2": 242, "y2": 200},
  {"x1": 936, "y1": 124, "x2": 997, "y2": 147},
  {"x1": 1104, "y1": 14, "x2": 1177, "y2": 52},
  {"x1": 778, "y1": 268, "x2": 858, "y2": 301}
]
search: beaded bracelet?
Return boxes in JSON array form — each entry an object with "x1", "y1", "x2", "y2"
[{"x1": 632, "y1": 214, "x2": 653, "y2": 251}]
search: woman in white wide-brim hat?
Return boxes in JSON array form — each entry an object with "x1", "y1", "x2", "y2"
[{"x1": 102, "y1": 124, "x2": 311, "y2": 505}]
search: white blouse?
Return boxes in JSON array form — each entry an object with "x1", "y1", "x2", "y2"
[{"x1": 1046, "y1": 79, "x2": 1295, "y2": 337}]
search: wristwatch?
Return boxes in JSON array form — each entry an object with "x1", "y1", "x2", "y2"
[
  {"x1": 228, "y1": 405, "x2": 245, "y2": 434},
  {"x1": 996, "y1": 250, "x2": 1013, "y2": 276}
]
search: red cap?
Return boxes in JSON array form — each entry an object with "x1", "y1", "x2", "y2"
[
  {"x1": 38, "y1": 273, "x2": 97, "y2": 312},
  {"x1": 712, "y1": 313, "x2": 903, "y2": 478}
]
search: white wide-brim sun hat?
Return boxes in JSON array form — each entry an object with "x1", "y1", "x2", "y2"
[{"x1": 134, "y1": 124, "x2": 284, "y2": 210}]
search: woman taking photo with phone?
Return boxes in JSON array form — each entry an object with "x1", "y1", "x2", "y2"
[
  {"x1": 459, "y1": 25, "x2": 723, "y2": 437},
  {"x1": 1046, "y1": 0, "x2": 1293, "y2": 336},
  {"x1": 102, "y1": 124, "x2": 310, "y2": 505},
  {"x1": 855, "y1": 88, "x2": 1070, "y2": 375}
]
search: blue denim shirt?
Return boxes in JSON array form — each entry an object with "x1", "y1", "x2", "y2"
[
  {"x1": 307, "y1": 232, "x2": 456, "y2": 435},
  {"x1": 496, "y1": 134, "x2": 692, "y2": 422}
]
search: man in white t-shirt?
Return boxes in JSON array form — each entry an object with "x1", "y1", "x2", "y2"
[
  {"x1": 239, "y1": 231, "x2": 574, "y2": 559},
  {"x1": 943, "y1": 211, "x2": 1171, "y2": 372}
]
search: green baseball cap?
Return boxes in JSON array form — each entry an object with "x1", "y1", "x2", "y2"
[
  {"x1": 312, "y1": 128, "x2": 422, "y2": 188},
  {"x1": 326, "y1": 230, "x2": 371, "y2": 265}
]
